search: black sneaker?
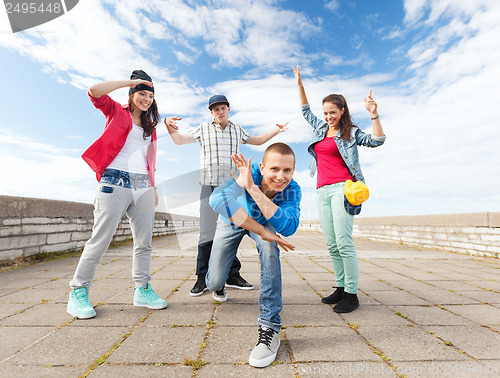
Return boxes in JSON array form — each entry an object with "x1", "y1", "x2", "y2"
[
  {"x1": 190, "y1": 276, "x2": 207, "y2": 297},
  {"x1": 212, "y1": 287, "x2": 227, "y2": 302},
  {"x1": 226, "y1": 273, "x2": 254, "y2": 290},
  {"x1": 321, "y1": 287, "x2": 344, "y2": 304},
  {"x1": 333, "y1": 292, "x2": 359, "y2": 313}
]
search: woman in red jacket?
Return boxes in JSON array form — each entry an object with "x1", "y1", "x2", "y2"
[{"x1": 67, "y1": 70, "x2": 166, "y2": 319}]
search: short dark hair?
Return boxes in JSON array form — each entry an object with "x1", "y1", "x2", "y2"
[{"x1": 263, "y1": 143, "x2": 295, "y2": 165}]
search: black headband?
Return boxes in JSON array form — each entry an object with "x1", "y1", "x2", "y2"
[{"x1": 129, "y1": 69, "x2": 154, "y2": 95}]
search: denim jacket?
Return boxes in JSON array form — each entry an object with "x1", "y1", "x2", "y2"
[{"x1": 302, "y1": 104, "x2": 386, "y2": 183}]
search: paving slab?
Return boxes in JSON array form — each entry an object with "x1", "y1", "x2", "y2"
[
  {"x1": 362, "y1": 290, "x2": 432, "y2": 306},
  {"x1": 407, "y1": 288, "x2": 481, "y2": 305},
  {"x1": 145, "y1": 303, "x2": 215, "y2": 326},
  {"x1": 196, "y1": 362, "x2": 294, "y2": 377},
  {"x1": 393, "y1": 361, "x2": 496, "y2": 378},
  {"x1": 425, "y1": 325, "x2": 500, "y2": 359},
  {"x1": 107, "y1": 325, "x2": 206, "y2": 364},
  {"x1": 282, "y1": 281, "x2": 323, "y2": 305},
  {"x1": 89, "y1": 364, "x2": 194, "y2": 377},
  {"x1": 291, "y1": 361, "x2": 397, "y2": 377},
  {"x1": 338, "y1": 304, "x2": 411, "y2": 326},
  {"x1": 0, "y1": 364, "x2": 86, "y2": 377},
  {"x1": 428, "y1": 280, "x2": 484, "y2": 291},
  {"x1": 357, "y1": 325, "x2": 470, "y2": 362},
  {"x1": 1, "y1": 303, "x2": 72, "y2": 326},
  {"x1": 0, "y1": 277, "x2": 51, "y2": 290},
  {"x1": 443, "y1": 304, "x2": 500, "y2": 325},
  {"x1": 379, "y1": 279, "x2": 436, "y2": 292},
  {"x1": 281, "y1": 304, "x2": 346, "y2": 326},
  {"x1": 0, "y1": 231, "x2": 498, "y2": 376},
  {"x1": 299, "y1": 272, "x2": 336, "y2": 281},
  {"x1": 459, "y1": 289, "x2": 500, "y2": 304},
  {"x1": 202, "y1": 326, "x2": 290, "y2": 364},
  {"x1": 0, "y1": 287, "x2": 67, "y2": 304},
  {"x1": 0, "y1": 302, "x2": 32, "y2": 320},
  {"x1": 390, "y1": 305, "x2": 475, "y2": 326},
  {"x1": 67, "y1": 304, "x2": 153, "y2": 327},
  {"x1": 8, "y1": 326, "x2": 131, "y2": 365},
  {"x1": 284, "y1": 326, "x2": 376, "y2": 362},
  {"x1": 0, "y1": 326, "x2": 54, "y2": 363},
  {"x1": 359, "y1": 279, "x2": 400, "y2": 291},
  {"x1": 214, "y1": 303, "x2": 260, "y2": 326}
]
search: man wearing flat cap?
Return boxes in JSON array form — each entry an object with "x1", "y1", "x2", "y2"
[{"x1": 164, "y1": 95, "x2": 287, "y2": 298}]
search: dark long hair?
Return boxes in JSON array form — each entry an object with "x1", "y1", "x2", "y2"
[
  {"x1": 322, "y1": 94, "x2": 356, "y2": 141},
  {"x1": 128, "y1": 94, "x2": 160, "y2": 139}
]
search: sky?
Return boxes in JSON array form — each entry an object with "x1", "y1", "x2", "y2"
[{"x1": 0, "y1": 0, "x2": 499, "y2": 219}]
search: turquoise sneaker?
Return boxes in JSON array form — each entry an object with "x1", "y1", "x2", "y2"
[
  {"x1": 67, "y1": 287, "x2": 96, "y2": 319},
  {"x1": 134, "y1": 283, "x2": 167, "y2": 309}
]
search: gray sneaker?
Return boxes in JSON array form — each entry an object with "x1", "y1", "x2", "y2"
[
  {"x1": 249, "y1": 326, "x2": 280, "y2": 368},
  {"x1": 212, "y1": 287, "x2": 227, "y2": 302}
]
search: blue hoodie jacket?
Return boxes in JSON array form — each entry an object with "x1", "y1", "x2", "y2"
[{"x1": 209, "y1": 164, "x2": 301, "y2": 237}]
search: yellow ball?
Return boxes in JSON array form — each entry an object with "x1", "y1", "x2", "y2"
[{"x1": 344, "y1": 179, "x2": 369, "y2": 206}]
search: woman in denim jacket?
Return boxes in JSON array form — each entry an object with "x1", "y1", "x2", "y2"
[{"x1": 293, "y1": 66, "x2": 386, "y2": 313}]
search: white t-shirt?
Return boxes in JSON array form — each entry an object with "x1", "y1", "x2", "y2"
[{"x1": 107, "y1": 123, "x2": 151, "y2": 174}]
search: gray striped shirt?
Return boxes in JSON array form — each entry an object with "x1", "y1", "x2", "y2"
[{"x1": 189, "y1": 120, "x2": 250, "y2": 186}]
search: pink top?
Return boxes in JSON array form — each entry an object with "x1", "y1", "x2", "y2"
[{"x1": 314, "y1": 137, "x2": 352, "y2": 189}]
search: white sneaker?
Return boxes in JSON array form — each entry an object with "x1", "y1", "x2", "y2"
[
  {"x1": 249, "y1": 326, "x2": 280, "y2": 368},
  {"x1": 212, "y1": 287, "x2": 227, "y2": 302}
]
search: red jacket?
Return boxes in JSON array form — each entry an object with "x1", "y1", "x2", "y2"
[{"x1": 82, "y1": 92, "x2": 157, "y2": 186}]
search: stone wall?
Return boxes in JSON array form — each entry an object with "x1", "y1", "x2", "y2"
[
  {"x1": 299, "y1": 213, "x2": 500, "y2": 258},
  {"x1": 2, "y1": 195, "x2": 499, "y2": 261},
  {"x1": 0, "y1": 195, "x2": 199, "y2": 262}
]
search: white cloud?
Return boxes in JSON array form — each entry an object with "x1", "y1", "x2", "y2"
[
  {"x1": 0, "y1": 128, "x2": 95, "y2": 203},
  {"x1": 324, "y1": 1, "x2": 340, "y2": 12},
  {"x1": 1, "y1": 0, "x2": 499, "y2": 219},
  {"x1": 153, "y1": 0, "x2": 321, "y2": 69}
]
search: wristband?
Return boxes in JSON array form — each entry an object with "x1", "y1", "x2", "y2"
[{"x1": 370, "y1": 114, "x2": 379, "y2": 120}]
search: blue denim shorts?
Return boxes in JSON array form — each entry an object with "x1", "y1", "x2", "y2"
[{"x1": 100, "y1": 169, "x2": 151, "y2": 190}]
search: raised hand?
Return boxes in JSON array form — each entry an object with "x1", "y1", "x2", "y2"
[
  {"x1": 364, "y1": 89, "x2": 378, "y2": 116},
  {"x1": 164, "y1": 116, "x2": 183, "y2": 131},
  {"x1": 231, "y1": 153, "x2": 254, "y2": 190},
  {"x1": 130, "y1": 79, "x2": 153, "y2": 88},
  {"x1": 276, "y1": 122, "x2": 289, "y2": 133},
  {"x1": 293, "y1": 65, "x2": 302, "y2": 86}
]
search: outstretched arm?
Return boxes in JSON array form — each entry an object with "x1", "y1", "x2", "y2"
[
  {"x1": 246, "y1": 122, "x2": 288, "y2": 145},
  {"x1": 364, "y1": 90, "x2": 385, "y2": 137},
  {"x1": 89, "y1": 79, "x2": 152, "y2": 98},
  {"x1": 163, "y1": 117, "x2": 195, "y2": 145},
  {"x1": 293, "y1": 66, "x2": 309, "y2": 105}
]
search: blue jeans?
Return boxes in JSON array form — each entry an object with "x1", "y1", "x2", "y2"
[
  {"x1": 317, "y1": 182, "x2": 358, "y2": 294},
  {"x1": 206, "y1": 221, "x2": 282, "y2": 332}
]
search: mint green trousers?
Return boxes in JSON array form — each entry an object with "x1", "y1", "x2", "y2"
[{"x1": 317, "y1": 182, "x2": 358, "y2": 294}]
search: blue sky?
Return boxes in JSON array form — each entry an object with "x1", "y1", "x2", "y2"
[{"x1": 1, "y1": 0, "x2": 499, "y2": 219}]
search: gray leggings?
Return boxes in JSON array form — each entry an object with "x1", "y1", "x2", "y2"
[{"x1": 69, "y1": 182, "x2": 155, "y2": 290}]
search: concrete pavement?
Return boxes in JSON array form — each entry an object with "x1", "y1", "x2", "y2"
[{"x1": 1, "y1": 230, "x2": 499, "y2": 377}]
